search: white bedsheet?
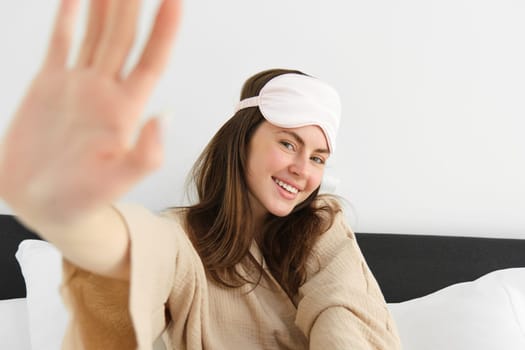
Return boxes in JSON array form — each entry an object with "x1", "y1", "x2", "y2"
[{"x1": 0, "y1": 297, "x2": 31, "y2": 350}]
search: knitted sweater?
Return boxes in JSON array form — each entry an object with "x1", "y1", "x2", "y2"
[{"x1": 59, "y1": 202, "x2": 401, "y2": 349}]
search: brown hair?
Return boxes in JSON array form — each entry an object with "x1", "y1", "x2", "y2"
[{"x1": 182, "y1": 68, "x2": 340, "y2": 297}]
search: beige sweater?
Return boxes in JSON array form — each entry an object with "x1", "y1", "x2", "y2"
[{"x1": 59, "y1": 202, "x2": 401, "y2": 349}]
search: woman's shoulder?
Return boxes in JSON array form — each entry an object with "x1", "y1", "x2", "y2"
[
  {"x1": 114, "y1": 203, "x2": 193, "y2": 244},
  {"x1": 159, "y1": 206, "x2": 190, "y2": 229},
  {"x1": 312, "y1": 194, "x2": 354, "y2": 240},
  {"x1": 311, "y1": 194, "x2": 348, "y2": 229},
  {"x1": 160, "y1": 206, "x2": 203, "y2": 240},
  {"x1": 312, "y1": 194, "x2": 342, "y2": 211}
]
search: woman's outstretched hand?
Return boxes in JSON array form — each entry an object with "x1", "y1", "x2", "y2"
[{"x1": 0, "y1": 0, "x2": 181, "y2": 225}]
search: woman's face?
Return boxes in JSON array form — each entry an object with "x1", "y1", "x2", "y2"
[{"x1": 245, "y1": 121, "x2": 329, "y2": 223}]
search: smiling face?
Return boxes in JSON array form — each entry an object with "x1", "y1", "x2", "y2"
[{"x1": 245, "y1": 121, "x2": 329, "y2": 223}]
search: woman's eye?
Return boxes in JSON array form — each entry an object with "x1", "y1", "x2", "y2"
[
  {"x1": 280, "y1": 141, "x2": 295, "y2": 150},
  {"x1": 311, "y1": 156, "x2": 325, "y2": 165}
]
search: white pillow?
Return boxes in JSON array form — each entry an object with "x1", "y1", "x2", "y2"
[
  {"x1": 388, "y1": 268, "x2": 525, "y2": 350},
  {"x1": 0, "y1": 298, "x2": 31, "y2": 350},
  {"x1": 15, "y1": 240, "x2": 68, "y2": 350},
  {"x1": 15, "y1": 239, "x2": 167, "y2": 350}
]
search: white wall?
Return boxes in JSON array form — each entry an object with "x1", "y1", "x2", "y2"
[{"x1": 0, "y1": 0, "x2": 523, "y2": 238}]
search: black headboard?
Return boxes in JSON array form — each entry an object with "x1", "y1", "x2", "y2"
[
  {"x1": 355, "y1": 233, "x2": 525, "y2": 302},
  {"x1": 0, "y1": 215, "x2": 42, "y2": 300},
  {"x1": 2, "y1": 214, "x2": 525, "y2": 302}
]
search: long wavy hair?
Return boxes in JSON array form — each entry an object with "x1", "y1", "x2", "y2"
[{"x1": 182, "y1": 68, "x2": 340, "y2": 297}]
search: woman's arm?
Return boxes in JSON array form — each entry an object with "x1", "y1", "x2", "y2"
[
  {"x1": 295, "y1": 211, "x2": 402, "y2": 349},
  {"x1": 0, "y1": 0, "x2": 181, "y2": 279},
  {"x1": 37, "y1": 205, "x2": 131, "y2": 279}
]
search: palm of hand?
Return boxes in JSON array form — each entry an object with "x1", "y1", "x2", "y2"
[{"x1": 0, "y1": 0, "x2": 180, "y2": 222}]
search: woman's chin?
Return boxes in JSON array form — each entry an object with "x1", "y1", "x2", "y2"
[{"x1": 267, "y1": 204, "x2": 295, "y2": 218}]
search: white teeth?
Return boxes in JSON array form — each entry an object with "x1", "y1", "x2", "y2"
[{"x1": 274, "y1": 178, "x2": 299, "y2": 194}]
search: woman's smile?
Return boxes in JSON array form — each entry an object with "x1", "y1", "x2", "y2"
[{"x1": 272, "y1": 177, "x2": 300, "y2": 195}]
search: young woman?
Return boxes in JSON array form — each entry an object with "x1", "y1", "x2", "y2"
[{"x1": 0, "y1": 0, "x2": 401, "y2": 349}]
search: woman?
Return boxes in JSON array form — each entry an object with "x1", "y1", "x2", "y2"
[{"x1": 0, "y1": 0, "x2": 401, "y2": 349}]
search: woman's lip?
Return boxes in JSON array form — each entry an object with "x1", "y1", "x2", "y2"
[
  {"x1": 272, "y1": 176, "x2": 301, "y2": 192},
  {"x1": 274, "y1": 180, "x2": 298, "y2": 199},
  {"x1": 272, "y1": 176, "x2": 300, "y2": 200}
]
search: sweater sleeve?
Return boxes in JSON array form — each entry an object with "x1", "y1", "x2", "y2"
[
  {"x1": 295, "y1": 211, "x2": 402, "y2": 350},
  {"x1": 60, "y1": 203, "x2": 196, "y2": 350}
]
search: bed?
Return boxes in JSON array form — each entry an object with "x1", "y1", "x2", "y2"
[{"x1": 1, "y1": 213, "x2": 525, "y2": 349}]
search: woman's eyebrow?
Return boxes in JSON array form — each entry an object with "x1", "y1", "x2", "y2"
[{"x1": 279, "y1": 130, "x2": 330, "y2": 154}]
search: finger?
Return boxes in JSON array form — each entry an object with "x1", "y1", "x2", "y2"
[
  {"x1": 98, "y1": 117, "x2": 163, "y2": 205},
  {"x1": 126, "y1": 0, "x2": 182, "y2": 95},
  {"x1": 75, "y1": 0, "x2": 110, "y2": 68},
  {"x1": 43, "y1": 0, "x2": 81, "y2": 70},
  {"x1": 92, "y1": 0, "x2": 141, "y2": 76},
  {"x1": 123, "y1": 117, "x2": 164, "y2": 177}
]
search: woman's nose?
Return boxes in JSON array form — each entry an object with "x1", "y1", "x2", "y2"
[{"x1": 289, "y1": 155, "x2": 308, "y2": 177}]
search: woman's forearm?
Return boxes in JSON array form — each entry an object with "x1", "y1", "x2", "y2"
[{"x1": 26, "y1": 205, "x2": 131, "y2": 280}]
